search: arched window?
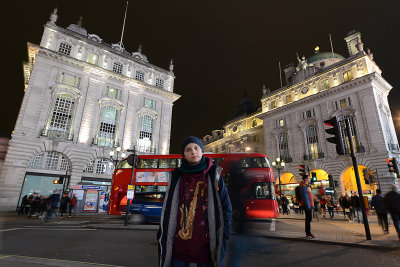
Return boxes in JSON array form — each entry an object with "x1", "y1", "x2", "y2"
[
  {"x1": 306, "y1": 124, "x2": 319, "y2": 159},
  {"x1": 27, "y1": 151, "x2": 71, "y2": 171},
  {"x1": 137, "y1": 115, "x2": 154, "y2": 153}
]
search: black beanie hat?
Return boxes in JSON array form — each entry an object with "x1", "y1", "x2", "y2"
[{"x1": 181, "y1": 136, "x2": 204, "y2": 156}]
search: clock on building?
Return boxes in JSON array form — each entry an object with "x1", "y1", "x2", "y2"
[{"x1": 301, "y1": 87, "x2": 309, "y2": 94}]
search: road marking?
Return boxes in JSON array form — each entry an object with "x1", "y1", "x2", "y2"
[
  {"x1": 0, "y1": 228, "x2": 22, "y2": 232},
  {"x1": 270, "y1": 218, "x2": 276, "y2": 232},
  {"x1": 0, "y1": 254, "x2": 124, "y2": 267}
]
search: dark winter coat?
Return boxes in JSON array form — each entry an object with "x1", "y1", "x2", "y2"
[
  {"x1": 157, "y1": 160, "x2": 232, "y2": 267},
  {"x1": 371, "y1": 194, "x2": 387, "y2": 214},
  {"x1": 384, "y1": 190, "x2": 400, "y2": 214}
]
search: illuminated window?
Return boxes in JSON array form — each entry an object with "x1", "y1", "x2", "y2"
[
  {"x1": 340, "y1": 98, "x2": 347, "y2": 108},
  {"x1": 270, "y1": 100, "x2": 277, "y2": 110},
  {"x1": 279, "y1": 119, "x2": 285, "y2": 127},
  {"x1": 343, "y1": 70, "x2": 353, "y2": 82},
  {"x1": 286, "y1": 94, "x2": 292, "y2": 104},
  {"x1": 105, "y1": 86, "x2": 122, "y2": 100},
  {"x1": 279, "y1": 132, "x2": 289, "y2": 160},
  {"x1": 306, "y1": 125, "x2": 319, "y2": 159},
  {"x1": 138, "y1": 115, "x2": 153, "y2": 153},
  {"x1": 155, "y1": 78, "x2": 164, "y2": 89},
  {"x1": 144, "y1": 98, "x2": 156, "y2": 109},
  {"x1": 321, "y1": 79, "x2": 330, "y2": 90},
  {"x1": 59, "y1": 72, "x2": 80, "y2": 88},
  {"x1": 87, "y1": 53, "x2": 99, "y2": 65},
  {"x1": 97, "y1": 106, "x2": 117, "y2": 147},
  {"x1": 136, "y1": 71, "x2": 145, "y2": 81},
  {"x1": 113, "y1": 62, "x2": 123, "y2": 74},
  {"x1": 58, "y1": 43, "x2": 71, "y2": 55}
]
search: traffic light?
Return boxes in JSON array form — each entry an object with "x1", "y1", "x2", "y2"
[
  {"x1": 387, "y1": 158, "x2": 399, "y2": 177},
  {"x1": 324, "y1": 117, "x2": 345, "y2": 155},
  {"x1": 58, "y1": 177, "x2": 64, "y2": 184},
  {"x1": 298, "y1": 164, "x2": 306, "y2": 179},
  {"x1": 311, "y1": 172, "x2": 317, "y2": 184},
  {"x1": 53, "y1": 179, "x2": 59, "y2": 184}
]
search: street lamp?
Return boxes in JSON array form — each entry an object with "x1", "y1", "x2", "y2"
[
  {"x1": 109, "y1": 147, "x2": 126, "y2": 166},
  {"x1": 272, "y1": 157, "x2": 285, "y2": 206}
]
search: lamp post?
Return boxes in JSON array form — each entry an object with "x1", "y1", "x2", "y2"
[
  {"x1": 272, "y1": 157, "x2": 285, "y2": 207},
  {"x1": 109, "y1": 147, "x2": 126, "y2": 167}
]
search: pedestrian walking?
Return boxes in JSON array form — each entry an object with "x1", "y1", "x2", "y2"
[
  {"x1": 281, "y1": 194, "x2": 289, "y2": 215},
  {"x1": 371, "y1": 189, "x2": 389, "y2": 234},
  {"x1": 59, "y1": 193, "x2": 70, "y2": 217},
  {"x1": 384, "y1": 184, "x2": 400, "y2": 240},
  {"x1": 293, "y1": 197, "x2": 299, "y2": 214},
  {"x1": 326, "y1": 195, "x2": 335, "y2": 219},
  {"x1": 299, "y1": 175, "x2": 315, "y2": 238},
  {"x1": 351, "y1": 192, "x2": 362, "y2": 223},
  {"x1": 342, "y1": 194, "x2": 352, "y2": 222},
  {"x1": 18, "y1": 195, "x2": 28, "y2": 215},
  {"x1": 319, "y1": 195, "x2": 327, "y2": 218},
  {"x1": 157, "y1": 136, "x2": 232, "y2": 267},
  {"x1": 69, "y1": 194, "x2": 78, "y2": 217}
]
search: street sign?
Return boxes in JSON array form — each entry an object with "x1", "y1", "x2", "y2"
[
  {"x1": 127, "y1": 189, "x2": 134, "y2": 200},
  {"x1": 128, "y1": 185, "x2": 134, "y2": 190}
]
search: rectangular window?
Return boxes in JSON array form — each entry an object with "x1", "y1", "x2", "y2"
[
  {"x1": 343, "y1": 70, "x2": 353, "y2": 82},
  {"x1": 106, "y1": 86, "x2": 122, "y2": 100},
  {"x1": 136, "y1": 71, "x2": 145, "y2": 81},
  {"x1": 58, "y1": 43, "x2": 71, "y2": 55},
  {"x1": 138, "y1": 115, "x2": 153, "y2": 153},
  {"x1": 335, "y1": 101, "x2": 339, "y2": 110},
  {"x1": 321, "y1": 79, "x2": 330, "y2": 90},
  {"x1": 49, "y1": 95, "x2": 74, "y2": 133},
  {"x1": 279, "y1": 119, "x2": 285, "y2": 127},
  {"x1": 270, "y1": 100, "x2": 277, "y2": 110},
  {"x1": 306, "y1": 110, "x2": 312, "y2": 118},
  {"x1": 113, "y1": 62, "x2": 123, "y2": 74},
  {"x1": 348, "y1": 97, "x2": 352, "y2": 106},
  {"x1": 87, "y1": 53, "x2": 99, "y2": 65},
  {"x1": 340, "y1": 98, "x2": 347, "y2": 108},
  {"x1": 286, "y1": 94, "x2": 292, "y2": 104},
  {"x1": 144, "y1": 98, "x2": 156, "y2": 109},
  {"x1": 98, "y1": 106, "x2": 117, "y2": 147},
  {"x1": 155, "y1": 78, "x2": 164, "y2": 88},
  {"x1": 253, "y1": 135, "x2": 258, "y2": 142},
  {"x1": 59, "y1": 72, "x2": 80, "y2": 88}
]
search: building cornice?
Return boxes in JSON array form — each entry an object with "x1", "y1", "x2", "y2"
[
  {"x1": 28, "y1": 43, "x2": 181, "y2": 102},
  {"x1": 257, "y1": 72, "x2": 386, "y2": 119}
]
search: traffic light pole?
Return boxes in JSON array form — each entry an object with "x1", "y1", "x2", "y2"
[{"x1": 345, "y1": 119, "x2": 371, "y2": 240}]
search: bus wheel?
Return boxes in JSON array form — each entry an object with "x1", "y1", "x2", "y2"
[{"x1": 129, "y1": 213, "x2": 145, "y2": 224}]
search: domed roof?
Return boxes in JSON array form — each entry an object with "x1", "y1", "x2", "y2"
[
  {"x1": 307, "y1": 51, "x2": 344, "y2": 64},
  {"x1": 233, "y1": 94, "x2": 256, "y2": 118}
]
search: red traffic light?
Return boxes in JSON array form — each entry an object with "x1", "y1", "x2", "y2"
[{"x1": 386, "y1": 158, "x2": 391, "y2": 164}]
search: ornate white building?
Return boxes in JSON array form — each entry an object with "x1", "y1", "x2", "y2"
[
  {"x1": 0, "y1": 9, "x2": 180, "y2": 211},
  {"x1": 205, "y1": 30, "x2": 399, "y2": 196}
]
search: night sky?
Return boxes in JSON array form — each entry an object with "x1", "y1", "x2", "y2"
[{"x1": 1, "y1": 0, "x2": 400, "y2": 154}]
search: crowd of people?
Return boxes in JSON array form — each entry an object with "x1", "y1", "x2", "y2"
[{"x1": 18, "y1": 191, "x2": 78, "y2": 220}]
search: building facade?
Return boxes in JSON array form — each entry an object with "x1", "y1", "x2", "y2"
[
  {"x1": 0, "y1": 9, "x2": 180, "y2": 211},
  {"x1": 204, "y1": 31, "x2": 399, "y2": 198}
]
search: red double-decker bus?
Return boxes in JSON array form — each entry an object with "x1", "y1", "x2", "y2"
[{"x1": 108, "y1": 153, "x2": 279, "y2": 220}]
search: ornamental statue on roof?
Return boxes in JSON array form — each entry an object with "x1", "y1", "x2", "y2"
[
  {"x1": 296, "y1": 52, "x2": 310, "y2": 71},
  {"x1": 49, "y1": 8, "x2": 58, "y2": 24}
]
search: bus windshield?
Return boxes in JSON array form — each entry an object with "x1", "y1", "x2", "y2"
[{"x1": 247, "y1": 182, "x2": 275, "y2": 200}]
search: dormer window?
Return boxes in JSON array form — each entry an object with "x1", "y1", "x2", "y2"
[
  {"x1": 112, "y1": 62, "x2": 123, "y2": 74},
  {"x1": 155, "y1": 78, "x2": 164, "y2": 89},
  {"x1": 87, "y1": 53, "x2": 99, "y2": 65},
  {"x1": 286, "y1": 94, "x2": 293, "y2": 104},
  {"x1": 321, "y1": 79, "x2": 330, "y2": 90},
  {"x1": 270, "y1": 100, "x2": 277, "y2": 110},
  {"x1": 343, "y1": 70, "x2": 353, "y2": 82},
  {"x1": 136, "y1": 71, "x2": 145, "y2": 82},
  {"x1": 58, "y1": 43, "x2": 72, "y2": 56}
]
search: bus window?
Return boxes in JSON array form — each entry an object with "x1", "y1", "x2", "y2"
[
  {"x1": 134, "y1": 192, "x2": 165, "y2": 203},
  {"x1": 212, "y1": 158, "x2": 224, "y2": 166},
  {"x1": 239, "y1": 157, "x2": 270, "y2": 169},
  {"x1": 159, "y1": 158, "x2": 177, "y2": 168},
  {"x1": 138, "y1": 159, "x2": 158, "y2": 169},
  {"x1": 247, "y1": 182, "x2": 274, "y2": 199},
  {"x1": 117, "y1": 159, "x2": 132, "y2": 169},
  {"x1": 136, "y1": 185, "x2": 167, "y2": 193}
]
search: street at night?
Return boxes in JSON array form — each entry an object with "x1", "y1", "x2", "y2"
[{"x1": 1, "y1": 214, "x2": 400, "y2": 266}]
